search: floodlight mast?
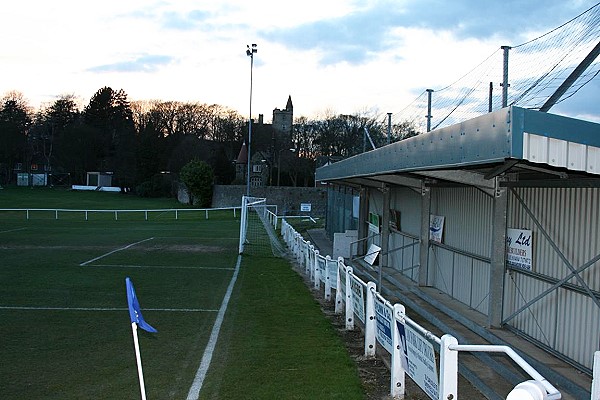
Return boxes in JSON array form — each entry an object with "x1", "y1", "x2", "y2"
[{"x1": 246, "y1": 44, "x2": 257, "y2": 196}]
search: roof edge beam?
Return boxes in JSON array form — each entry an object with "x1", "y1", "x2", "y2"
[{"x1": 412, "y1": 170, "x2": 495, "y2": 190}]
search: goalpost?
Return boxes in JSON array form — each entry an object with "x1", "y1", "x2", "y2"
[{"x1": 238, "y1": 196, "x2": 284, "y2": 257}]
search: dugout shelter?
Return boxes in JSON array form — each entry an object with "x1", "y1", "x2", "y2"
[{"x1": 316, "y1": 106, "x2": 600, "y2": 374}]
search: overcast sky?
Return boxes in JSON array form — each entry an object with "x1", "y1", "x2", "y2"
[{"x1": 1, "y1": 0, "x2": 597, "y2": 122}]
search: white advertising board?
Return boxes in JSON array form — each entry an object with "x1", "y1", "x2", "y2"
[
  {"x1": 363, "y1": 243, "x2": 381, "y2": 266},
  {"x1": 506, "y1": 228, "x2": 533, "y2": 271},
  {"x1": 398, "y1": 321, "x2": 439, "y2": 400},
  {"x1": 374, "y1": 298, "x2": 393, "y2": 353},
  {"x1": 350, "y1": 276, "x2": 365, "y2": 323}
]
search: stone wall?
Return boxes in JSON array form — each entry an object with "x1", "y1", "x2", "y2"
[{"x1": 211, "y1": 185, "x2": 327, "y2": 216}]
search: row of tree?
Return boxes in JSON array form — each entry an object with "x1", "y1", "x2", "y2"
[{"x1": 0, "y1": 88, "x2": 419, "y2": 195}]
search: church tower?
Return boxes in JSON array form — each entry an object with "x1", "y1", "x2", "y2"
[{"x1": 272, "y1": 95, "x2": 293, "y2": 138}]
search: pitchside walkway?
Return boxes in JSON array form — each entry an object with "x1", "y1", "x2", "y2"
[{"x1": 305, "y1": 228, "x2": 592, "y2": 400}]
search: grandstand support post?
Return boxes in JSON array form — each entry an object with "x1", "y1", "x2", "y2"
[
  {"x1": 592, "y1": 351, "x2": 600, "y2": 399},
  {"x1": 345, "y1": 266, "x2": 354, "y2": 330},
  {"x1": 501, "y1": 45, "x2": 511, "y2": 108},
  {"x1": 391, "y1": 304, "x2": 406, "y2": 398},
  {"x1": 324, "y1": 255, "x2": 332, "y2": 301},
  {"x1": 489, "y1": 178, "x2": 507, "y2": 328},
  {"x1": 380, "y1": 185, "x2": 390, "y2": 288},
  {"x1": 439, "y1": 334, "x2": 459, "y2": 400},
  {"x1": 357, "y1": 187, "x2": 369, "y2": 256},
  {"x1": 426, "y1": 89, "x2": 433, "y2": 132},
  {"x1": 418, "y1": 184, "x2": 431, "y2": 286},
  {"x1": 365, "y1": 282, "x2": 377, "y2": 358},
  {"x1": 335, "y1": 257, "x2": 344, "y2": 314}
]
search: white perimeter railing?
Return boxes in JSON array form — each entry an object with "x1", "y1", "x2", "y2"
[
  {"x1": 0, "y1": 207, "x2": 241, "y2": 221},
  {"x1": 264, "y1": 207, "x2": 317, "y2": 232},
  {"x1": 280, "y1": 219, "x2": 591, "y2": 400}
]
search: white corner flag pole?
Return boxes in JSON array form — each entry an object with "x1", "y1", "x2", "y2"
[{"x1": 131, "y1": 322, "x2": 148, "y2": 400}]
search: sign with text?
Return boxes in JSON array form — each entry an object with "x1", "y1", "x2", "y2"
[
  {"x1": 429, "y1": 215, "x2": 444, "y2": 243},
  {"x1": 374, "y1": 298, "x2": 393, "y2": 353},
  {"x1": 363, "y1": 244, "x2": 381, "y2": 266},
  {"x1": 506, "y1": 228, "x2": 533, "y2": 271},
  {"x1": 398, "y1": 321, "x2": 439, "y2": 400},
  {"x1": 350, "y1": 276, "x2": 365, "y2": 323},
  {"x1": 368, "y1": 212, "x2": 380, "y2": 234},
  {"x1": 300, "y1": 203, "x2": 311, "y2": 212}
]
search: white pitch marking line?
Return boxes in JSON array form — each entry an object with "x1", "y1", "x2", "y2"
[
  {"x1": 93, "y1": 264, "x2": 235, "y2": 271},
  {"x1": 186, "y1": 254, "x2": 242, "y2": 400},
  {"x1": 0, "y1": 227, "x2": 26, "y2": 234},
  {"x1": 79, "y1": 237, "x2": 155, "y2": 266},
  {"x1": 0, "y1": 306, "x2": 218, "y2": 312}
]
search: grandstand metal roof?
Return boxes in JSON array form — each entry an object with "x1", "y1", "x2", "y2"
[{"x1": 316, "y1": 106, "x2": 600, "y2": 191}]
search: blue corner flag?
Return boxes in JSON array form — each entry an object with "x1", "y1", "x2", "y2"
[{"x1": 126, "y1": 277, "x2": 157, "y2": 333}]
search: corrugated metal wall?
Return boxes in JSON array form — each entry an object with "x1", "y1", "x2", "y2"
[
  {"x1": 505, "y1": 187, "x2": 600, "y2": 370},
  {"x1": 389, "y1": 187, "x2": 422, "y2": 281},
  {"x1": 428, "y1": 187, "x2": 493, "y2": 314}
]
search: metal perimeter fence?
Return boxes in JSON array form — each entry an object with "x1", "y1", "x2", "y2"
[{"x1": 0, "y1": 207, "x2": 241, "y2": 221}]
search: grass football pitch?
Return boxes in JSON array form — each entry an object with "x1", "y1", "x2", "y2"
[{"x1": 0, "y1": 188, "x2": 363, "y2": 399}]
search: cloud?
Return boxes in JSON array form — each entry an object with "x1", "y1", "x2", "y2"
[
  {"x1": 260, "y1": 4, "x2": 405, "y2": 65},
  {"x1": 260, "y1": 0, "x2": 593, "y2": 66},
  {"x1": 88, "y1": 55, "x2": 175, "y2": 73},
  {"x1": 161, "y1": 9, "x2": 213, "y2": 30},
  {"x1": 396, "y1": 0, "x2": 587, "y2": 39}
]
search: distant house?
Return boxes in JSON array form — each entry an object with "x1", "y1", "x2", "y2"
[
  {"x1": 234, "y1": 141, "x2": 270, "y2": 187},
  {"x1": 234, "y1": 96, "x2": 294, "y2": 187}
]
